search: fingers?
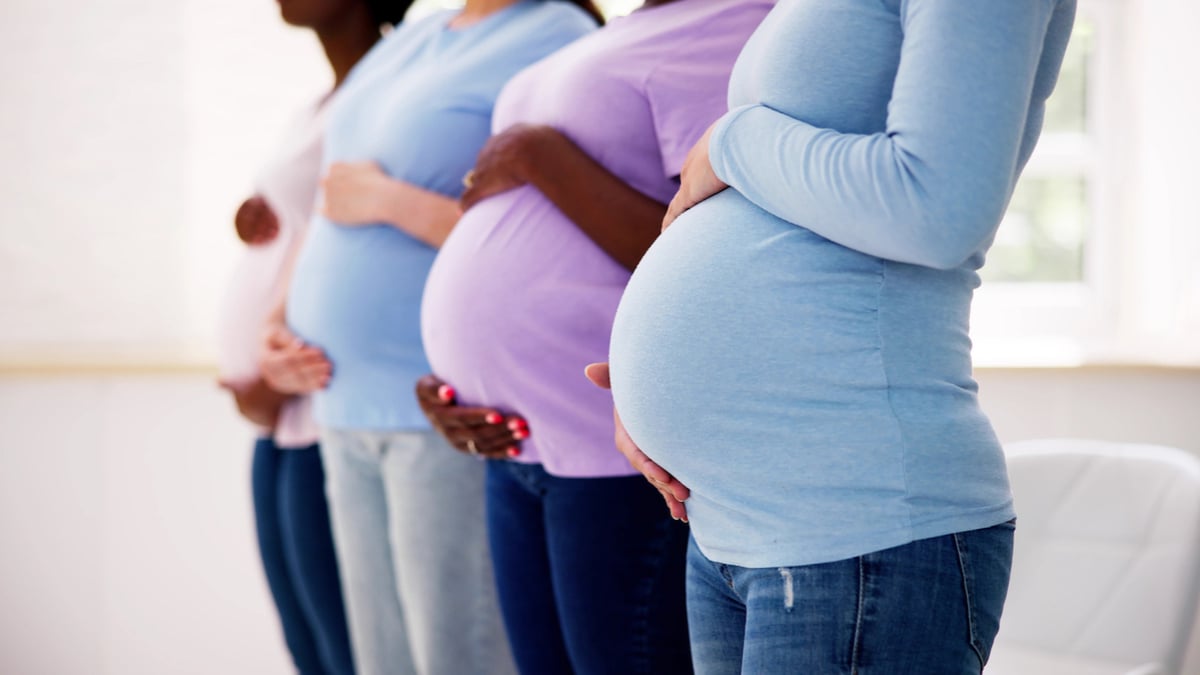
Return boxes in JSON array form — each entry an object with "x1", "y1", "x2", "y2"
[
  {"x1": 653, "y1": 484, "x2": 688, "y2": 522},
  {"x1": 459, "y1": 184, "x2": 482, "y2": 212},
  {"x1": 444, "y1": 423, "x2": 522, "y2": 459},
  {"x1": 264, "y1": 324, "x2": 298, "y2": 349},
  {"x1": 235, "y1": 195, "x2": 280, "y2": 244},
  {"x1": 415, "y1": 374, "x2": 451, "y2": 405},
  {"x1": 434, "y1": 409, "x2": 529, "y2": 459},
  {"x1": 627, "y1": 447, "x2": 691, "y2": 502},
  {"x1": 584, "y1": 362, "x2": 610, "y2": 389},
  {"x1": 662, "y1": 192, "x2": 685, "y2": 231},
  {"x1": 414, "y1": 378, "x2": 530, "y2": 461},
  {"x1": 253, "y1": 222, "x2": 280, "y2": 244},
  {"x1": 261, "y1": 347, "x2": 332, "y2": 393},
  {"x1": 612, "y1": 406, "x2": 691, "y2": 511},
  {"x1": 240, "y1": 220, "x2": 279, "y2": 245},
  {"x1": 460, "y1": 177, "x2": 519, "y2": 210}
]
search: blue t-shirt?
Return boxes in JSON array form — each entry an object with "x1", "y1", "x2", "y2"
[
  {"x1": 288, "y1": 2, "x2": 595, "y2": 430},
  {"x1": 610, "y1": 0, "x2": 1076, "y2": 567}
]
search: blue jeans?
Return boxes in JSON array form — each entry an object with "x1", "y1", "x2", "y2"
[
  {"x1": 486, "y1": 461, "x2": 693, "y2": 674},
  {"x1": 686, "y1": 521, "x2": 1015, "y2": 674},
  {"x1": 320, "y1": 428, "x2": 515, "y2": 675},
  {"x1": 251, "y1": 439, "x2": 354, "y2": 675}
]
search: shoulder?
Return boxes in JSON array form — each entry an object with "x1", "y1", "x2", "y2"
[
  {"x1": 704, "y1": 0, "x2": 776, "y2": 23},
  {"x1": 693, "y1": 0, "x2": 774, "y2": 40},
  {"x1": 349, "y1": 11, "x2": 451, "y2": 71},
  {"x1": 648, "y1": 0, "x2": 772, "y2": 53},
  {"x1": 642, "y1": 0, "x2": 771, "y2": 76},
  {"x1": 518, "y1": 1, "x2": 599, "y2": 35},
  {"x1": 487, "y1": 1, "x2": 597, "y2": 57}
]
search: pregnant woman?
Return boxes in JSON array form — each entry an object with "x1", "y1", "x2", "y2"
[
  {"x1": 416, "y1": 0, "x2": 771, "y2": 671},
  {"x1": 215, "y1": 1, "x2": 410, "y2": 672},
  {"x1": 279, "y1": 1, "x2": 597, "y2": 672},
  {"x1": 605, "y1": 1, "x2": 1077, "y2": 672}
]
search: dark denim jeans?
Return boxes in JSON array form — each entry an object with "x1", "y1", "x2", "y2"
[
  {"x1": 486, "y1": 460, "x2": 694, "y2": 674},
  {"x1": 686, "y1": 521, "x2": 1015, "y2": 674},
  {"x1": 252, "y1": 439, "x2": 354, "y2": 675}
]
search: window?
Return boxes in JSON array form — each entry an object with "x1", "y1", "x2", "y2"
[
  {"x1": 985, "y1": 19, "x2": 1093, "y2": 284},
  {"x1": 971, "y1": 0, "x2": 1200, "y2": 368}
]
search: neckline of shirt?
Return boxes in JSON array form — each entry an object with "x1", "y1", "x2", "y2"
[{"x1": 441, "y1": 0, "x2": 532, "y2": 34}]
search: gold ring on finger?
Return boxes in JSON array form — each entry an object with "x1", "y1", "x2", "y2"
[{"x1": 462, "y1": 169, "x2": 475, "y2": 189}]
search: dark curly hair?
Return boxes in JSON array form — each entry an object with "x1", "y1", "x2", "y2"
[
  {"x1": 367, "y1": 0, "x2": 603, "y2": 28},
  {"x1": 366, "y1": 0, "x2": 417, "y2": 26},
  {"x1": 562, "y1": 0, "x2": 604, "y2": 25}
]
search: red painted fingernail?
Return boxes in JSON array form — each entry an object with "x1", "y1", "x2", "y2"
[
  {"x1": 513, "y1": 429, "x2": 529, "y2": 440},
  {"x1": 485, "y1": 412, "x2": 502, "y2": 424},
  {"x1": 506, "y1": 418, "x2": 527, "y2": 431},
  {"x1": 506, "y1": 446, "x2": 521, "y2": 458},
  {"x1": 437, "y1": 385, "x2": 455, "y2": 402}
]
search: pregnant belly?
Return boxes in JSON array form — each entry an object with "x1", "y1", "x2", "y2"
[
  {"x1": 609, "y1": 190, "x2": 897, "y2": 485},
  {"x1": 422, "y1": 188, "x2": 629, "y2": 402},
  {"x1": 287, "y1": 220, "x2": 434, "y2": 360}
]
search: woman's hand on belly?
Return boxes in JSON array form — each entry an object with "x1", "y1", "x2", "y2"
[
  {"x1": 259, "y1": 323, "x2": 332, "y2": 394},
  {"x1": 233, "y1": 194, "x2": 279, "y2": 245},
  {"x1": 662, "y1": 121, "x2": 727, "y2": 232},
  {"x1": 218, "y1": 376, "x2": 287, "y2": 429},
  {"x1": 319, "y1": 161, "x2": 397, "y2": 226},
  {"x1": 415, "y1": 374, "x2": 529, "y2": 460},
  {"x1": 320, "y1": 161, "x2": 459, "y2": 247},
  {"x1": 459, "y1": 123, "x2": 551, "y2": 211},
  {"x1": 585, "y1": 363, "x2": 691, "y2": 522}
]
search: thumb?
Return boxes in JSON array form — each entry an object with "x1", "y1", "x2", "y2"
[
  {"x1": 265, "y1": 325, "x2": 297, "y2": 349},
  {"x1": 584, "y1": 362, "x2": 610, "y2": 389}
]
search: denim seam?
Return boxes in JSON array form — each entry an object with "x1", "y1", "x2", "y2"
[
  {"x1": 850, "y1": 556, "x2": 866, "y2": 675},
  {"x1": 627, "y1": 516, "x2": 670, "y2": 674},
  {"x1": 953, "y1": 532, "x2": 987, "y2": 670}
]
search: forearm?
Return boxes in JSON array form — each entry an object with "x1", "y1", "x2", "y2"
[
  {"x1": 521, "y1": 130, "x2": 666, "y2": 271},
  {"x1": 376, "y1": 179, "x2": 460, "y2": 248},
  {"x1": 709, "y1": 0, "x2": 1061, "y2": 270},
  {"x1": 231, "y1": 377, "x2": 290, "y2": 428}
]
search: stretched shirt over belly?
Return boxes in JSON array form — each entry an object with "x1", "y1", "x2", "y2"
[
  {"x1": 609, "y1": 0, "x2": 1076, "y2": 567},
  {"x1": 422, "y1": 0, "x2": 773, "y2": 476}
]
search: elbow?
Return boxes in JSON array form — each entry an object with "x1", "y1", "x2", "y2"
[
  {"x1": 900, "y1": 199, "x2": 1004, "y2": 271},
  {"x1": 887, "y1": 154, "x2": 1010, "y2": 270}
]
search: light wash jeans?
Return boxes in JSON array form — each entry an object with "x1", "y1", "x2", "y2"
[
  {"x1": 686, "y1": 521, "x2": 1015, "y2": 674},
  {"x1": 319, "y1": 428, "x2": 515, "y2": 675}
]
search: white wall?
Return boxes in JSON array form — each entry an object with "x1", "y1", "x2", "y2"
[
  {"x1": 976, "y1": 367, "x2": 1200, "y2": 455},
  {"x1": 0, "y1": 374, "x2": 290, "y2": 675},
  {"x1": 0, "y1": 0, "x2": 327, "y2": 365}
]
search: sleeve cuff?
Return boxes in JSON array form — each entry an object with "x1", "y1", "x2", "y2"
[{"x1": 707, "y1": 103, "x2": 760, "y2": 187}]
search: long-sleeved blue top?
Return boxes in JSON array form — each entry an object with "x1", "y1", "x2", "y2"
[{"x1": 609, "y1": 0, "x2": 1076, "y2": 567}]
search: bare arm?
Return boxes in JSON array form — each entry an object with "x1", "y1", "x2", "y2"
[
  {"x1": 461, "y1": 124, "x2": 667, "y2": 271},
  {"x1": 321, "y1": 161, "x2": 461, "y2": 248},
  {"x1": 258, "y1": 228, "x2": 332, "y2": 396},
  {"x1": 219, "y1": 377, "x2": 289, "y2": 429}
]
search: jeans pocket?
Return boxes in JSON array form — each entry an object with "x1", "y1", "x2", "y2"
[{"x1": 953, "y1": 523, "x2": 1016, "y2": 669}]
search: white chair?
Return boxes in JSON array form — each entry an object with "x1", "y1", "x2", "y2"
[{"x1": 987, "y1": 439, "x2": 1200, "y2": 675}]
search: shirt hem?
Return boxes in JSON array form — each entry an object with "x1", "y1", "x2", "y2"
[{"x1": 692, "y1": 501, "x2": 1016, "y2": 568}]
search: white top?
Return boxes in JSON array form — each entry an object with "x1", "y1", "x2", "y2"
[{"x1": 216, "y1": 98, "x2": 328, "y2": 448}]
